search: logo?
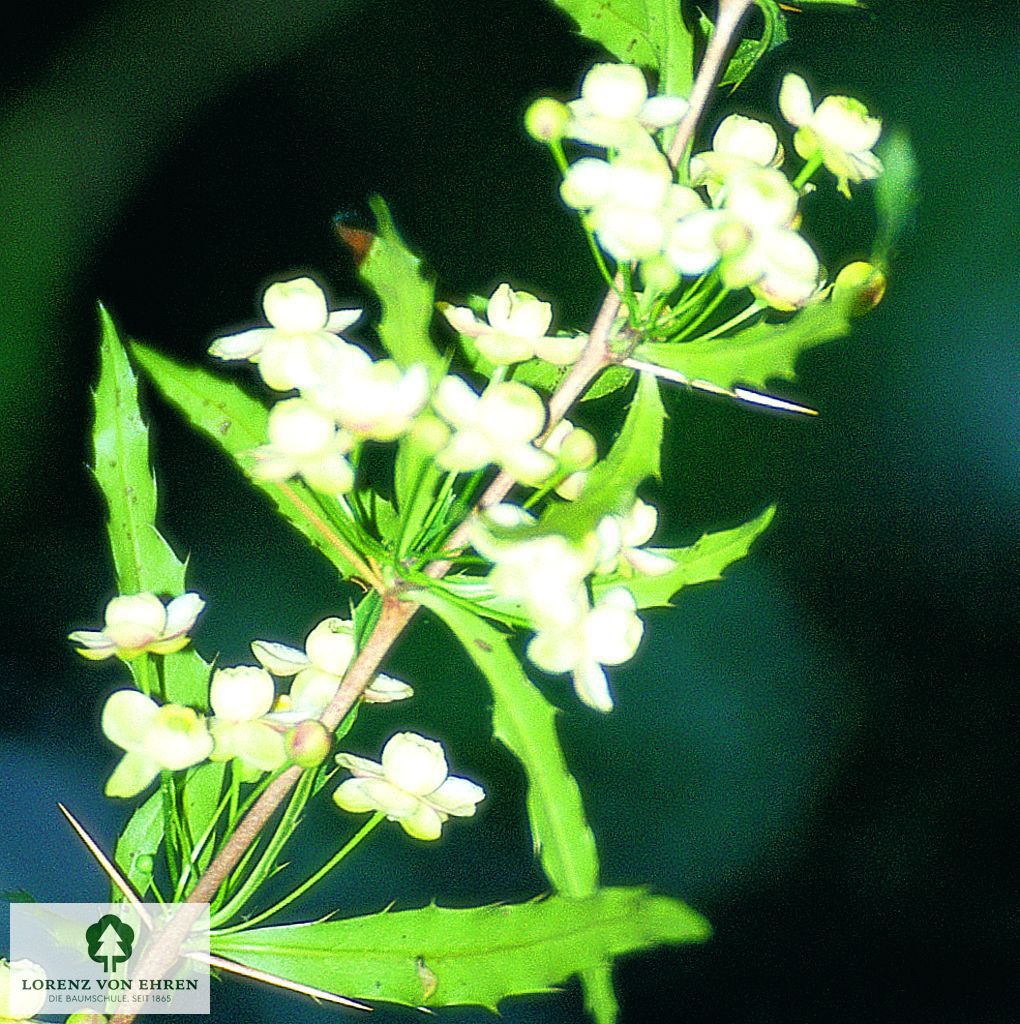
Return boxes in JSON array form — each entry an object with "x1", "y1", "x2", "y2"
[{"x1": 85, "y1": 914, "x2": 135, "y2": 973}]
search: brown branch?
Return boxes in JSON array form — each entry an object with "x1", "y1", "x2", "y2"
[{"x1": 109, "y1": 10, "x2": 755, "y2": 1018}]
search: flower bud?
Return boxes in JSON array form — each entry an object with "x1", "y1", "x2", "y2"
[
  {"x1": 286, "y1": 720, "x2": 332, "y2": 768},
  {"x1": 262, "y1": 277, "x2": 329, "y2": 333},
  {"x1": 524, "y1": 97, "x2": 570, "y2": 143},
  {"x1": 833, "y1": 260, "x2": 887, "y2": 316},
  {"x1": 135, "y1": 854, "x2": 155, "y2": 876},
  {"x1": 305, "y1": 617, "x2": 357, "y2": 675},
  {"x1": 641, "y1": 256, "x2": 680, "y2": 294},
  {"x1": 557, "y1": 427, "x2": 597, "y2": 473}
]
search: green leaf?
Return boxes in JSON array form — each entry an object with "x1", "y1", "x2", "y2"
[
  {"x1": 211, "y1": 887, "x2": 710, "y2": 1011},
  {"x1": 593, "y1": 506, "x2": 775, "y2": 608},
  {"x1": 873, "y1": 127, "x2": 918, "y2": 266},
  {"x1": 413, "y1": 591, "x2": 599, "y2": 896},
  {"x1": 716, "y1": 0, "x2": 789, "y2": 92},
  {"x1": 516, "y1": 358, "x2": 633, "y2": 403},
  {"x1": 793, "y1": 0, "x2": 863, "y2": 6},
  {"x1": 634, "y1": 300, "x2": 852, "y2": 392},
  {"x1": 129, "y1": 342, "x2": 357, "y2": 580},
  {"x1": 541, "y1": 372, "x2": 665, "y2": 542},
  {"x1": 181, "y1": 761, "x2": 227, "y2": 870},
  {"x1": 359, "y1": 195, "x2": 444, "y2": 378},
  {"x1": 550, "y1": 0, "x2": 696, "y2": 95},
  {"x1": 113, "y1": 790, "x2": 164, "y2": 900},
  {"x1": 162, "y1": 648, "x2": 213, "y2": 710},
  {"x1": 92, "y1": 306, "x2": 187, "y2": 599}
]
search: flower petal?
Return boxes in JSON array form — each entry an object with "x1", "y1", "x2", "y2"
[
  {"x1": 251, "y1": 640, "x2": 310, "y2": 676},
  {"x1": 779, "y1": 73, "x2": 814, "y2": 128},
  {"x1": 429, "y1": 775, "x2": 485, "y2": 817},
  {"x1": 102, "y1": 690, "x2": 159, "y2": 753},
  {"x1": 382, "y1": 732, "x2": 448, "y2": 796}
]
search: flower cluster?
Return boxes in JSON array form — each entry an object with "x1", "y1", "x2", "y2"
[
  {"x1": 209, "y1": 277, "x2": 429, "y2": 493},
  {"x1": 73, "y1": 594, "x2": 414, "y2": 796},
  {"x1": 530, "y1": 62, "x2": 883, "y2": 309},
  {"x1": 469, "y1": 497, "x2": 672, "y2": 711}
]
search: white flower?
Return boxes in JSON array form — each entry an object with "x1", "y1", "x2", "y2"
[
  {"x1": 334, "y1": 732, "x2": 485, "y2": 840},
  {"x1": 209, "y1": 277, "x2": 363, "y2": 392},
  {"x1": 561, "y1": 152, "x2": 691, "y2": 262},
  {"x1": 566, "y1": 63, "x2": 688, "y2": 150},
  {"x1": 470, "y1": 505, "x2": 595, "y2": 629},
  {"x1": 0, "y1": 958, "x2": 47, "y2": 1022},
  {"x1": 304, "y1": 349, "x2": 430, "y2": 441},
  {"x1": 69, "y1": 592, "x2": 204, "y2": 661},
  {"x1": 433, "y1": 377, "x2": 556, "y2": 485},
  {"x1": 253, "y1": 617, "x2": 412, "y2": 719},
  {"x1": 668, "y1": 167, "x2": 820, "y2": 309},
  {"x1": 101, "y1": 690, "x2": 214, "y2": 797},
  {"x1": 442, "y1": 284, "x2": 583, "y2": 366},
  {"x1": 779, "y1": 73, "x2": 883, "y2": 197},
  {"x1": 251, "y1": 398, "x2": 355, "y2": 494},
  {"x1": 527, "y1": 588, "x2": 644, "y2": 712},
  {"x1": 595, "y1": 499, "x2": 674, "y2": 577},
  {"x1": 690, "y1": 114, "x2": 784, "y2": 197},
  {"x1": 208, "y1": 666, "x2": 286, "y2": 774}
]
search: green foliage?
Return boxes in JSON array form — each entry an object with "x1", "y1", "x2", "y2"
[
  {"x1": 181, "y1": 761, "x2": 227, "y2": 873},
  {"x1": 211, "y1": 887, "x2": 710, "y2": 1011},
  {"x1": 359, "y1": 195, "x2": 444, "y2": 379},
  {"x1": 113, "y1": 790, "x2": 163, "y2": 899},
  {"x1": 593, "y1": 505, "x2": 776, "y2": 608},
  {"x1": 874, "y1": 127, "x2": 919, "y2": 265},
  {"x1": 550, "y1": 0, "x2": 695, "y2": 95},
  {"x1": 417, "y1": 591, "x2": 619, "y2": 1023},
  {"x1": 129, "y1": 342, "x2": 357, "y2": 580},
  {"x1": 415, "y1": 592, "x2": 599, "y2": 894},
  {"x1": 634, "y1": 299, "x2": 852, "y2": 392},
  {"x1": 542, "y1": 371, "x2": 665, "y2": 542},
  {"x1": 713, "y1": 0, "x2": 790, "y2": 92},
  {"x1": 92, "y1": 307, "x2": 187, "y2": 600}
]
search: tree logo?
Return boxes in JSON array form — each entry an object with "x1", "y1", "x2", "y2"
[{"x1": 85, "y1": 914, "x2": 135, "y2": 973}]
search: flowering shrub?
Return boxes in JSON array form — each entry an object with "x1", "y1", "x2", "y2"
[{"x1": 6, "y1": 1, "x2": 916, "y2": 1021}]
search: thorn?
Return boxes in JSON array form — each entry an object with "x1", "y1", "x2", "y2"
[
  {"x1": 189, "y1": 952, "x2": 371, "y2": 1012},
  {"x1": 732, "y1": 387, "x2": 818, "y2": 415},
  {"x1": 58, "y1": 803, "x2": 152, "y2": 928}
]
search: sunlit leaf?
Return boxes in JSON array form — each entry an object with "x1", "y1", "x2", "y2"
[
  {"x1": 359, "y1": 195, "x2": 444, "y2": 378},
  {"x1": 92, "y1": 307, "x2": 187, "y2": 599},
  {"x1": 550, "y1": 0, "x2": 695, "y2": 95},
  {"x1": 415, "y1": 590, "x2": 618, "y2": 1022},
  {"x1": 211, "y1": 887, "x2": 710, "y2": 1012},
  {"x1": 414, "y1": 592, "x2": 599, "y2": 894},
  {"x1": 715, "y1": 0, "x2": 790, "y2": 92},
  {"x1": 593, "y1": 506, "x2": 776, "y2": 608},
  {"x1": 633, "y1": 300, "x2": 851, "y2": 392},
  {"x1": 129, "y1": 342, "x2": 357, "y2": 580}
]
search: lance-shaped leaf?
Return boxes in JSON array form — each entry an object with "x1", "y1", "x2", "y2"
[
  {"x1": 634, "y1": 300, "x2": 852, "y2": 393},
  {"x1": 93, "y1": 308, "x2": 209, "y2": 704},
  {"x1": 181, "y1": 761, "x2": 227, "y2": 874},
  {"x1": 359, "y1": 195, "x2": 444, "y2": 378},
  {"x1": 414, "y1": 591, "x2": 618, "y2": 1023},
  {"x1": 873, "y1": 127, "x2": 919, "y2": 266},
  {"x1": 354, "y1": 195, "x2": 446, "y2": 535},
  {"x1": 550, "y1": 0, "x2": 695, "y2": 95},
  {"x1": 541, "y1": 372, "x2": 665, "y2": 543},
  {"x1": 414, "y1": 591, "x2": 599, "y2": 895},
  {"x1": 593, "y1": 505, "x2": 776, "y2": 608},
  {"x1": 211, "y1": 887, "x2": 710, "y2": 1012},
  {"x1": 129, "y1": 342, "x2": 357, "y2": 580},
  {"x1": 93, "y1": 307, "x2": 188, "y2": 601}
]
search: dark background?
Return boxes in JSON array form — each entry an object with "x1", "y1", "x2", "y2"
[{"x1": 0, "y1": 1, "x2": 1016, "y2": 1022}]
